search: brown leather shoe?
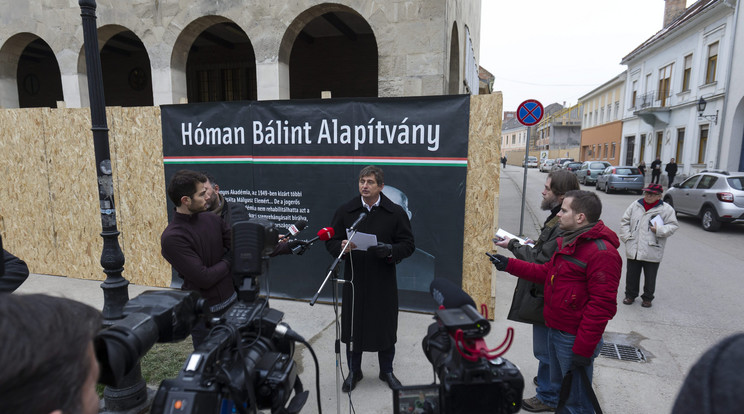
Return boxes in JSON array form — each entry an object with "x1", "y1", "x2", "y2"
[
  {"x1": 623, "y1": 297, "x2": 635, "y2": 305},
  {"x1": 641, "y1": 300, "x2": 652, "y2": 308}
]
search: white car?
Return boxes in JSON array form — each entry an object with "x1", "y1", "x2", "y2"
[
  {"x1": 539, "y1": 159, "x2": 555, "y2": 172},
  {"x1": 522, "y1": 156, "x2": 538, "y2": 168}
]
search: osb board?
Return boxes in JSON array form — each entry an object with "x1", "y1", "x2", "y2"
[
  {"x1": 107, "y1": 106, "x2": 171, "y2": 287},
  {"x1": 0, "y1": 109, "x2": 57, "y2": 273},
  {"x1": 463, "y1": 93, "x2": 502, "y2": 320},
  {"x1": 44, "y1": 108, "x2": 107, "y2": 279}
]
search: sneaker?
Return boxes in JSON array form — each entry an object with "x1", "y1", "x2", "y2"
[{"x1": 521, "y1": 396, "x2": 555, "y2": 412}]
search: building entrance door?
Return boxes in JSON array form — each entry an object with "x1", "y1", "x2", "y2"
[{"x1": 625, "y1": 136, "x2": 635, "y2": 165}]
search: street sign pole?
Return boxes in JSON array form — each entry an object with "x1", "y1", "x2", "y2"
[
  {"x1": 519, "y1": 126, "x2": 530, "y2": 236},
  {"x1": 514, "y1": 99, "x2": 543, "y2": 238}
]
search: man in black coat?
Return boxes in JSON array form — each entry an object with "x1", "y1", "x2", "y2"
[
  {"x1": 665, "y1": 158, "x2": 678, "y2": 188},
  {"x1": 650, "y1": 156, "x2": 662, "y2": 184},
  {"x1": 326, "y1": 165, "x2": 415, "y2": 393}
]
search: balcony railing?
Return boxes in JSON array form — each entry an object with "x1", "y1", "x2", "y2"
[{"x1": 629, "y1": 89, "x2": 673, "y2": 111}]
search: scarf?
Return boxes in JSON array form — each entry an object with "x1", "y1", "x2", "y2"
[{"x1": 560, "y1": 223, "x2": 595, "y2": 246}]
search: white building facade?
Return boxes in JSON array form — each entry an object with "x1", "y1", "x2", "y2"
[{"x1": 620, "y1": 0, "x2": 737, "y2": 181}]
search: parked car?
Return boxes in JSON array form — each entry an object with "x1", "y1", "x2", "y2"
[
  {"x1": 539, "y1": 159, "x2": 555, "y2": 172},
  {"x1": 663, "y1": 170, "x2": 744, "y2": 232},
  {"x1": 554, "y1": 157, "x2": 574, "y2": 167},
  {"x1": 521, "y1": 156, "x2": 538, "y2": 168},
  {"x1": 595, "y1": 166, "x2": 644, "y2": 194},
  {"x1": 564, "y1": 162, "x2": 584, "y2": 174},
  {"x1": 576, "y1": 161, "x2": 612, "y2": 185},
  {"x1": 550, "y1": 159, "x2": 574, "y2": 172}
]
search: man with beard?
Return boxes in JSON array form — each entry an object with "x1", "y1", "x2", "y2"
[
  {"x1": 161, "y1": 169, "x2": 234, "y2": 347},
  {"x1": 494, "y1": 170, "x2": 579, "y2": 412},
  {"x1": 326, "y1": 165, "x2": 415, "y2": 393},
  {"x1": 490, "y1": 190, "x2": 622, "y2": 413}
]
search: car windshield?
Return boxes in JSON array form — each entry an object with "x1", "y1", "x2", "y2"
[
  {"x1": 615, "y1": 168, "x2": 640, "y2": 175},
  {"x1": 727, "y1": 177, "x2": 744, "y2": 190}
]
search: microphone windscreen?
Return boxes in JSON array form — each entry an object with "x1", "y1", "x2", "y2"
[
  {"x1": 288, "y1": 220, "x2": 307, "y2": 235},
  {"x1": 317, "y1": 227, "x2": 335, "y2": 241},
  {"x1": 429, "y1": 278, "x2": 476, "y2": 309}
]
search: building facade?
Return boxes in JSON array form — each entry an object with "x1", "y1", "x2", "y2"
[
  {"x1": 535, "y1": 102, "x2": 582, "y2": 160},
  {"x1": 0, "y1": 0, "x2": 482, "y2": 109},
  {"x1": 578, "y1": 72, "x2": 626, "y2": 164},
  {"x1": 620, "y1": 0, "x2": 737, "y2": 181}
]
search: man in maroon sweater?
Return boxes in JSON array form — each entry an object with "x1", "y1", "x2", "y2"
[
  {"x1": 490, "y1": 190, "x2": 621, "y2": 413},
  {"x1": 161, "y1": 169, "x2": 235, "y2": 347}
]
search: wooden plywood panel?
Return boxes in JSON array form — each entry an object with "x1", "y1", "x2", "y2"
[
  {"x1": 0, "y1": 108, "x2": 57, "y2": 274},
  {"x1": 462, "y1": 93, "x2": 502, "y2": 319},
  {"x1": 108, "y1": 106, "x2": 170, "y2": 287},
  {"x1": 45, "y1": 108, "x2": 106, "y2": 280}
]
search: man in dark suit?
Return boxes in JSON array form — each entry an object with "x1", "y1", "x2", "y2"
[{"x1": 326, "y1": 165, "x2": 415, "y2": 393}]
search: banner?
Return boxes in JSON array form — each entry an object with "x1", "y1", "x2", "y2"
[{"x1": 161, "y1": 95, "x2": 470, "y2": 311}]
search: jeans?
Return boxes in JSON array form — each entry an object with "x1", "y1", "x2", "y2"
[
  {"x1": 534, "y1": 324, "x2": 559, "y2": 407},
  {"x1": 548, "y1": 328, "x2": 602, "y2": 414},
  {"x1": 346, "y1": 344, "x2": 395, "y2": 374}
]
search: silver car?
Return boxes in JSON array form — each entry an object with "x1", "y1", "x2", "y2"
[
  {"x1": 539, "y1": 159, "x2": 555, "y2": 172},
  {"x1": 663, "y1": 170, "x2": 744, "y2": 232},
  {"x1": 576, "y1": 161, "x2": 611, "y2": 185},
  {"x1": 595, "y1": 166, "x2": 644, "y2": 194}
]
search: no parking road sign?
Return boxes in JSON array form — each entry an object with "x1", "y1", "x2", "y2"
[{"x1": 516, "y1": 99, "x2": 544, "y2": 126}]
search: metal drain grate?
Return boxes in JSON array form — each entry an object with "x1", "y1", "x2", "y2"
[{"x1": 600, "y1": 342, "x2": 646, "y2": 362}]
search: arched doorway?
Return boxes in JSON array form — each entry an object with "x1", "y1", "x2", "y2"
[
  {"x1": 185, "y1": 22, "x2": 256, "y2": 103},
  {"x1": 287, "y1": 8, "x2": 377, "y2": 99},
  {"x1": 0, "y1": 34, "x2": 63, "y2": 108},
  {"x1": 99, "y1": 29, "x2": 153, "y2": 107}
]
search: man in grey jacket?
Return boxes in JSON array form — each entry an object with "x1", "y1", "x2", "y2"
[
  {"x1": 494, "y1": 170, "x2": 579, "y2": 412},
  {"x1": 619, "y1": 183, "x2": 679, "y2": 308}
]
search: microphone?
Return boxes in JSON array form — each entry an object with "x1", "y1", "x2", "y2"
[
  {"x1": 348, "y1": 212, "x2": 367, "y2": 232},
  {"x1": 282, "y1": 220, "x2": 307, "y2": 238},
  {"x1": 291, "y1": 227, "x2": 335, "y2": 255},
  {"x1": 429, "y1": 278, "x2": 476, "y2": 309}
]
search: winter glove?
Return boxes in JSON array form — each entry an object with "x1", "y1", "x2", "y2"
[
  {"x1": 570, "y1": 353, "x2": 591, "y2": 371},
  {"x1": 287, "y1": 239, "x2": 308, "y2": 249},
  {"x1": 368, "y1": 242, "x2": 392, "y2": 258},
  {"x1": 489, "y1": 253, "x2": 508, "y2": 271}
]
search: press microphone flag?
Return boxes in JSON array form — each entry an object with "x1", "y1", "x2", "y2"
[{"x1": 284, "y1": 220, "x2": 307, "y2": 238}]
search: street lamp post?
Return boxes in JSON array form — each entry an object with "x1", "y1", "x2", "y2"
[{"x1": 78, "y1": 1, "x2": 150, "y2": 412}]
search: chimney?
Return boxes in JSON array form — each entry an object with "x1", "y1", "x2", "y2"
[{"x1": 664, "y1": 0, "x2": 686, "y2": 28}]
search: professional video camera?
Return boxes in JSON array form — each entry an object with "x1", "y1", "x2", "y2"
[
  {"x1": 393, "y1": 278, "x2": 523, "y2": 414},
  {"x1": 95, "y1": 218, "x2": 310, "y2": 414}
]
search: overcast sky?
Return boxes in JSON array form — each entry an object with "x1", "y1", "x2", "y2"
[{"x1": 479, "y1": 0, "x2": 696, "y2": 112}]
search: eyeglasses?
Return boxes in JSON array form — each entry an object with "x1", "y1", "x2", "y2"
[{"x1": 643, "y1": 191, "x2": 661, "y2": 196}]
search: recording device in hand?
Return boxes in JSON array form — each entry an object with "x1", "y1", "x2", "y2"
[
  {"x1": 291, "y1": 226, "x2": 335, "y2": 255},
  {"x1": 394, "y1": 279, "x2": 524, "y2": 414},
  {"x1": 283, "y1": 220, "x2": 307, "y2": 238},
  {"x1": 95, "y1": 218, "x2": 312, "y2": 414}
]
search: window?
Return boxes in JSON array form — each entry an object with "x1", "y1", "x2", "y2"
[
  {"x1": 698, "y1": 125, "x2": 709, "y2": 164},
  {"x1": 600, "y1": 108, "x2": 604, "y2": 124},
  {"x1": 604, "y1": 143, "x2": 609, "y2": 158},
  {"x1": 656, "y1": 131, "x2": 663, "y2": 158},
  {"x1": 658, "y1": 63, "x2": 673, "y2": 106},
  {"x1": 611, "y1": 142, "x2": 616, "y2": 159},
  {"x1": 676, "y1": 128, "x2": 685, "y2": 162},
  {"x1": 706, "y1": 42, "x2": 718, "y2": 84},
  {"x1": 697, "y1": 175, "x2": 718, "y2": 189},
  {"x1": 682, "y1": 54, "x2": 692, "y2": 91},
  {"x1": 631, "y1": 80, "x2": 638, "y2": 108}
]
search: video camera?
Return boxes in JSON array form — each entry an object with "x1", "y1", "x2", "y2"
[
  {"x1": 95, "y1": 218, "x2": 309, "y2": 414},
  {"x1": 394, "y1": 278, "x2": 523, "y2": 414}
]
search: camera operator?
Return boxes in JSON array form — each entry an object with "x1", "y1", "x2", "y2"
[
  {"x1": 0, "y1": 293, "x2": 101, "y2": 414},
  {"x1": 490, "y1": 190, "x2": 622, "y2": 413},
  {"x1": 161, "y1": 169, "x2": 235, "y2": 347}
]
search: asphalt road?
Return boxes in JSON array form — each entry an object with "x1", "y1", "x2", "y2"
[{"x1": 498, "y1": 165, "x2": 744, "y2": 413}]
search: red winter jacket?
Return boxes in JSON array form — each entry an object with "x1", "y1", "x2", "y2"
[{"x1": 504, "y1": 220, "x2": 622, "y2": 358}]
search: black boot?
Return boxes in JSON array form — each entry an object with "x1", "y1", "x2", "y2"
[
  {"x1": 342, "y1": 370, "x2": 363, "y2": 393},
  {"x1": 378, "y1": 372, "x2": 402, "y2": 389}
]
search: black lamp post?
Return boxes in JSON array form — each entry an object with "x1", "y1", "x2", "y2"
[
  {"x1": 697, "y1": 96, "x2": 719, "y2": 125},
  {"x1": 78, "y1": 0, "x2": 150, "y2": 412}
]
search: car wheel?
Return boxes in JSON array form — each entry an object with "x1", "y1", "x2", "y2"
[
  {"x1": 701, "y1": 207, "x2": 722, "y2": 232},
  {"x1": 605, "y1": 184, "x2": 613, "y2": 194},
  {"x1": 580, "y1": 175, "x2": 586, "y2": 185},
  {"x1": 664, "y1": 196, "x2": 678, "y2": 217}
]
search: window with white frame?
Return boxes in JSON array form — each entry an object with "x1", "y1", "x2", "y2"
[
  {"x1": 682, "y1": 54, "x2": 692, "y2": 91},
  {"x1": 705, "y1": 42, "x2": 718, "y2": 84}
]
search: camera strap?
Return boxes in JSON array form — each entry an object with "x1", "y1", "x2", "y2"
[{"x1": 556, "y1": 366, "x2": 602, "y2": 413}]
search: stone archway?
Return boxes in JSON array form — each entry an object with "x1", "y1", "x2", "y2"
[
  {"x1": 448, "y1": 22, "x2": 460, "y2": 95},
  {"x1": 0, "y1": 33, "x2": 63, "y2": 108},
  {"x1": 280, "y1": 5, "x2": 377, "y2": 99}
]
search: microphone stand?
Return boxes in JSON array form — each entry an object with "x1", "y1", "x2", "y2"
[{"x1": 310, "y1": 228, "x2": 361, "y2": 414}]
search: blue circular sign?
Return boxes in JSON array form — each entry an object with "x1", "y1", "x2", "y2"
[{"x1": 516, "y1": 100, "x2": 544, "y2": 126}]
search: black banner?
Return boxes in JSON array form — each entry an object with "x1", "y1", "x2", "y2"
[{"x1": 161, "y1": 95, "x2": 470, "y2": 311}]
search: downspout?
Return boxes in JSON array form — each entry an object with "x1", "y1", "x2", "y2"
[{"x1": 715, "y1": 0, "x2": 739, "y2": 169}]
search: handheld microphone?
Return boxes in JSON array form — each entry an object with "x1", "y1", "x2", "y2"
[
  {"x1": 283, "y1": 220, "x2": 307, "y2": 238},
  {"x1": 348, "y1": 212, "x2": 367, "y2": 232},
  {"x1": 291, "y1": 227, "x2": 335, "y2": 255},
  {"x1": 429, "y1": 278, "x2": 476, "y2": 309}
]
